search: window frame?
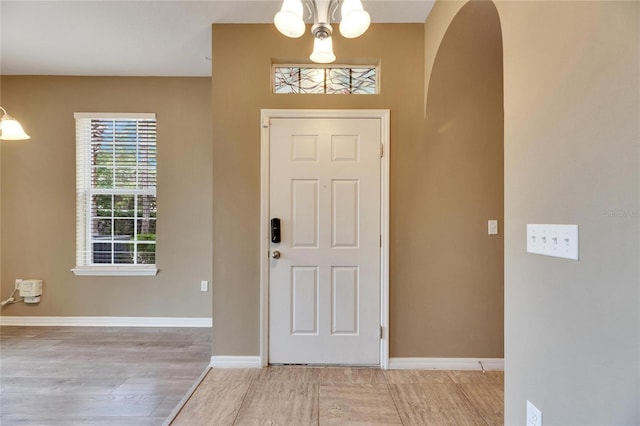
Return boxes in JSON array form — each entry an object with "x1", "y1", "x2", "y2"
[{"x1": 72, "y1": 112, "x2": 158, "y2": 277}]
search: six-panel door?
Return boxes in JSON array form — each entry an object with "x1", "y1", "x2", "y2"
[{"x1": 269, "y1": 117, "x2": 381, "y2": 365}]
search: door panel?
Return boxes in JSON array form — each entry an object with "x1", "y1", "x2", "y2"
[
  {"x1": 331, "y1": 266, "x2": 359, "y2": 334},
  {"x1": 332, "y1": 180, "x2": 359, "y2": 248},
  {"x1": 269, "y1": 117, "x2": 381, "y2": 365},
  {"x1": 291, "y1": 180, "x2": 319, "y2": 247},
  {"x1": 291, "y1": 266, "x2": 318, "y2": 334}
]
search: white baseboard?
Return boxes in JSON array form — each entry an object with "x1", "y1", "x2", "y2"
[
  {"x1": 0, "y1": 316, "x2": 212, "y2": 327},
  {"x1": 389, "y1": 357, "x2": 504, "y2": 371},
  {"x1": 210, "y1": 356, "x2": 262, "y2": 368}
]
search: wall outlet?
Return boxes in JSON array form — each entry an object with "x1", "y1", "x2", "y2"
[
  {"x1": 526, "y1": 400, "x2": 542, "y2": 426},
  {"x1": 200, "y1": 280, "x2": 209, "y2": 292}
]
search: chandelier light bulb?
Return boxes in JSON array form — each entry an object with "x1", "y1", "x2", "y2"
[
  {"x1": 339, "y1": 0, "x2": 371, "y2": 38},
  {"x1": 274, "y1": 0, "x2": 306, "y2": 38},
  {"x1": 310, "y1": 36, "x2": 336, "y2": 63},
  {"x1": 0, "y1": 107, "x2": 30, "y2": 140}
]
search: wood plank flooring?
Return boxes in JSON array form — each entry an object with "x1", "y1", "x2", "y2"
[
  {"x1": 172, "y1": 366, "x2": 504, "y2": 425},
  {"x1": 1, "y1": 326, "x2": 503, "y2": 425},
  {"x1": 0, "y1": 326, "x2": 211, "y2": 426}
]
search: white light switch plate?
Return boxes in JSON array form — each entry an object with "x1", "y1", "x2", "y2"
[
  {"x1": 488, "y1": 220, "x2": 498, "y2": 235},
  {"x1": 527, "y1": 224, "x2": 579, "y2": 260}
]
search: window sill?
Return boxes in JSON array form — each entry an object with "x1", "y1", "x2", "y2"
[{"x1": 71, "y1": 266, "x2": 158, "y2": 277}]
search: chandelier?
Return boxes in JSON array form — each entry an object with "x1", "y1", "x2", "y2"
[{"x1": 274, "y1": 0, "x2": 371, "y2": 63}]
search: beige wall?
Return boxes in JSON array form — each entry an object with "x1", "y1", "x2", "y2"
[
  {"x1": 0, "y1": 76, "x2": 213, "y2": 318},
  {"x1": 423, "y1": 0, "x2": 466, "y2": 119},
  {"x1": 410, "y1": 0, "x2": 504, "y2": 357},
  {"x1": 211, "y1": 23, "x2": 504, "y2": 358}
]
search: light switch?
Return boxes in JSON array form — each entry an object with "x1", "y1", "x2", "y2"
[
  {"x1": 527, "y1": 224, "x2": 579, "y2": 260},
  {"x1": 488, "y1": 220, "x2": 498, "y2": 235}
]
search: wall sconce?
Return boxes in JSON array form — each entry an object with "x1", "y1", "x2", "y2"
[
  {"x1": 0, "y1": 107, "x2": 30, "y2": 140},
  {"x1": 274, "y1": 0, "x2": 371, "y2": 64}
]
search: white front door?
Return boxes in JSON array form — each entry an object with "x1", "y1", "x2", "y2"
[{"x1": 268, "y1": 117, "x2": 381, "y2": 365}]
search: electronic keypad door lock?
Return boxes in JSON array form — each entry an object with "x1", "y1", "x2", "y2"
[{"x1": 271, "y1": 218, "x2": 281, "y2": 244}]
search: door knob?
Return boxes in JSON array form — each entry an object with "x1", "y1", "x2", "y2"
[{"x1": 272, "y1": 250, "x2": 281, "y2": 259}]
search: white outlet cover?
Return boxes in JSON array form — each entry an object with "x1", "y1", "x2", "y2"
[{"x1": 526, "y1": 400, "x2": 542, "y2": 426}]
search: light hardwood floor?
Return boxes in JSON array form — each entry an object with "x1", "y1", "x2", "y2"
[
  {"x1": 171, "y1": 366, "x2": 504, "y2": 425},
  {"x1": 0, "y1": 326, "x2": 211, "y2": 426},
  {"x1": 0, "y1": 326, "x2": 504, "y2": 425}
]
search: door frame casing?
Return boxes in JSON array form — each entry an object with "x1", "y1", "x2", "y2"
[{"x1": 259, "y1": 109, "x2": 391, "y2": 368}]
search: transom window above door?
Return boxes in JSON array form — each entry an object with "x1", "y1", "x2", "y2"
[{"x1": 273, "y1": 65, "x2": 377, "y2": 94}]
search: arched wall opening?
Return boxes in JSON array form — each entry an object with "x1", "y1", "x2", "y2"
[{"x1": 391, "y1": 0, "x2": 504, "y2": 358}]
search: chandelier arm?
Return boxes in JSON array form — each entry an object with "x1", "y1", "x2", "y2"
[
  {"x1": 329, "y1": 0, "x2": 341, "y2": 23},
  {"x1": 304, "y1": 0, "x2": 316, "y2": 22},
  {"x1": 304, "y1": 0, "x2": 344, "y2": 25}
]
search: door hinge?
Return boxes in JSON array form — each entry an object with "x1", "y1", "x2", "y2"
[
  {"x1": 379, "y1": 326, "x2": 384, "y2": 339},
  {"x1": 262, "y1": 117, "x2": 270, "y2": 128},
  {"x1": 380, "y1": 144, "x2": 384, "y2": 158},
  {"x1": 380, "y1": 235, "x2": 382, "y2": 247}
]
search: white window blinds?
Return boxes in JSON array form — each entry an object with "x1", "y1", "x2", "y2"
[{"x1": 73, "y1": 113, "x2": 158, "y2": 275}]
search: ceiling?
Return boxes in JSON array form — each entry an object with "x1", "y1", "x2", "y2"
[{"x1": 0, "y1": 0, "x2": 435, "y2": 77}]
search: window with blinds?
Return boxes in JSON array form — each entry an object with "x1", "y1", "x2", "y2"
[{"x1": 72, "y1": 113, "x2": 158, "y2": 276}]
